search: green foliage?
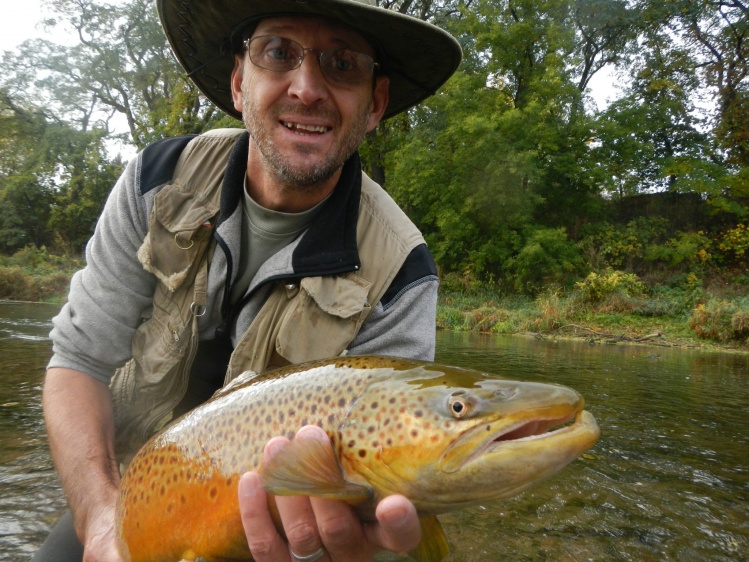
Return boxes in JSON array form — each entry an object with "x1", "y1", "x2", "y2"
[
  {"x1": 644, "y1": 230, "x2": 712, "y2": 269},
  {"x1": 574, "y1": 269, "x2": 647, "y2": 304},
  {"x1": 584, "y1": 218, "x2": 669, "y2": 269},
  {"x1": 504, "y1": 227, "x2": 583, "y2": 295}
]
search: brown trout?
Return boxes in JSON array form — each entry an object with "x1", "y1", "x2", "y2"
[{"x1": 116, "y1": 355, "x2": 600, "y2": 562}]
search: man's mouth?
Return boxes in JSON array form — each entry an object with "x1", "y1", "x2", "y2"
[{"x1": 281, "y1": 121, "x2": 329, "y2": 135}]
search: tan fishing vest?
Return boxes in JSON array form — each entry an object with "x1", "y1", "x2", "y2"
[{"x1": 110, "y1": 129, "x2": 424, "y2": 462}]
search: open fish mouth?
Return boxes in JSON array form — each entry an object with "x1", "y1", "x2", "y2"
[
  {"x1": 482, "y1": 410, "x2": 599, "y2": 455},
  {"x1": 441, "y1": 409, "x2": 599, "y2": 472},
  {"x1": 491, "y1": 411, "x2": 579, "y2": 443}
]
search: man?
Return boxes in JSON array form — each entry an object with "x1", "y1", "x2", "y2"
[{"x1": 36, "y1": 0, "x2": 461, "y2": 560}]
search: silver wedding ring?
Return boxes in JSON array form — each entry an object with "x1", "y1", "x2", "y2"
[{"x1": 290, "y1": 546, "x2": 326, "y2": 562}]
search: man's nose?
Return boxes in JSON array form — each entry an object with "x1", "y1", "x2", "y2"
[{"x1": 287, "y1": 53, "x2": 330, "y2": 105}]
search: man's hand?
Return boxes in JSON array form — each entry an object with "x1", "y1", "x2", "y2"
[
  {"x1": 238, "y1": 426, "x2": 421, "y2": 562},
  {"x1": 80, "y1": 500, "x2": 125, "y2": 562}
]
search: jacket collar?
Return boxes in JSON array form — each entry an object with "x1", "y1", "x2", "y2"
[{"x1": 218, "y1": 132, "x2": 362, "y2": 278}]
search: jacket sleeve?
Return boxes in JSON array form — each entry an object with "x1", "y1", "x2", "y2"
[
  {"x1": 347, "y1": 244, "x2": 439, "y2": 361},
  {"x1": 47, "y1": 155, "x2": 157, "y2": 383}
]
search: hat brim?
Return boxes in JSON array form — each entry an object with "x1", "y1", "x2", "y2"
[{"x1": 157, "y1": 0, "x2": 462, "y2": 119}]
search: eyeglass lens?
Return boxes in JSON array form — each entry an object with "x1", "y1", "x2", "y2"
[{"x1": 247, "y1": 36, "x2": 377, "y2": 84}]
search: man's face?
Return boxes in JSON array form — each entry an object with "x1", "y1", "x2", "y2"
[{"x1": 231, "y1": 17, "x2": 389, "y2": 190}]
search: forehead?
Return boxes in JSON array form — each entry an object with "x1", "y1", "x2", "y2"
[{"x1": 252, "y1": 16, "x2": 374, "y2": 54}]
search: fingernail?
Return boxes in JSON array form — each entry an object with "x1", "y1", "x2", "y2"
[
  {"x1": 239, "y1": 472, "x2": 259, "y2": 498},
  {"x1": 296, "y1": 425, "x2": 327, "y2": 441}
]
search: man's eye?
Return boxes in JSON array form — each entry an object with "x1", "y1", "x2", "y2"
[
  {"x1": 331, "y1": 52, "x2": 357, "y2": 72},
  {"x1": 267, "y1": 47, "x2": 293, "y2": 61}
]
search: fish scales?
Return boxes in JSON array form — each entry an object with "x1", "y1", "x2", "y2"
[{"x1": 116, "y1": 355, "x2": 600, "y2": 562}]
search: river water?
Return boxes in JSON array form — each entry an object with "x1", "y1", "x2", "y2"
[{"x1": 0, "y1": 302, "x2": 747, "y2": 561}]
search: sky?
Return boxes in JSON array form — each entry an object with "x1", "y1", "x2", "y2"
[{"x1": 0, "y1": 0, "x2": 55, "y2": 53}]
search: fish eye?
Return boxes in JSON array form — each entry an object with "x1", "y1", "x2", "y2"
[{"x1": 448, "y1": 394, "x2": 470, "y2": 418}]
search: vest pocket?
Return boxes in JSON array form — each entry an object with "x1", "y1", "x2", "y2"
[
  {"x1": 139, "y1": 181, "x2": 217, "y2": 291},
  {"x1": 275, "y1": 275, "x2": 372, "y2": 364}
]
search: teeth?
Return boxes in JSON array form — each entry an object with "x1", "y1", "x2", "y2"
[{"x1": 283, "y1": 121, "x2": 327, "y2": 134}]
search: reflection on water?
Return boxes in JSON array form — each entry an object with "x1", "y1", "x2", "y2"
[
  {"x1": 1, "y1": 304, "x2": 747, "y2": 561},
  {"x1": 0, "y1": 303, "x2": 65, "y2": 560}
]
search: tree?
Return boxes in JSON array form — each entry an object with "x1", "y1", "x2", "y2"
[{"x1": 0, "y1": 0, "x2": 233, "y2": 150}]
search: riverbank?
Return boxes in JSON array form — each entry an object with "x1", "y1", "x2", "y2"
[
  {"x1": 1, "y1": 248, "x2": 747, "y2": 353},
  {"x1": 437, "y1": 279, "x2": 749, "y2": 353}
]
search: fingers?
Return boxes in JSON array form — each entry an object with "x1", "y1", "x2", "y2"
[
  {"x1": 272, "y1": 432, "x2": 327, "y2": 560},
  {"x1": 367, "y1": 495, "x2": 421, "y2": 555},
  {"x1": 239, "y1": 471, "x2": 289, "y2": 562},
  {"x1": 239, "y1": 425, "x2": 422, "y2": 562}
]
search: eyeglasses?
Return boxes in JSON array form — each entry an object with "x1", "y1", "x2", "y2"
[{"x1": 244, "y1": 35, "x2": 379, "y2": 85}]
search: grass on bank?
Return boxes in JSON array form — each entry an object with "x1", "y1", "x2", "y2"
[
  {"x1": 1, "y1": 246, "x2": 747, "y2": 352},
  {"x1": 437, "y1": 271, "x2": 749, "y2": 352},
  {"x1": 0, "y1": 246, "x2": 81, "y2": 304}
]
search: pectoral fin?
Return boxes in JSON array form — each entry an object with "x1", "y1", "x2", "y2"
[
  {"x1": 259, "y1": 435, "x2": 372, "y2": 503},
  {"x1": 409, "y1": 515, "x2": 449, "y2": 562}
]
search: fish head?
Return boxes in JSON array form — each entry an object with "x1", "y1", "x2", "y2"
[{"x1": 339, "y1": 362, "x2": 600, "y2": 513}]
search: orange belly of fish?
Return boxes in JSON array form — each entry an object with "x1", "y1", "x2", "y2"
[{"x1": 119, "y1": 452, "x2": 250, "y2": 561}]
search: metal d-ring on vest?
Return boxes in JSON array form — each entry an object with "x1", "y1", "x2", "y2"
[{"x1": 175, "y1": 232, "x2": 195, "y2": 250}]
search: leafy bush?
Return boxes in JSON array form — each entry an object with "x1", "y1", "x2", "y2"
[
  {"x1": 645, "y1": 231, "x2": 712, "y2": 269},
  {"x1": 504, "y1": 228, "x2": 583, "y2": 295},
  {"x1": 585, "y1": 218, "x2": 669, "y2": 270},
  {"x1": 0, "y1": 267, "x2": 39, "y2": 301},
  {"x1": 689, "y1": 299, "x2": 749, "y2": 343},
  {"x1": 718, "y1": 223, "x2": 749, "y2": 265},
  {"x1": 574, "y1": 269, "x2": 647, "y2": 304}
]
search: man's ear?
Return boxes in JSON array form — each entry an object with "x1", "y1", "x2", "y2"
[
  {"x1": 230, "y1": 55, "x2": 245, "y2": 113},
  {"x1": 366, "y1": 76, "x2": 390, "y2": 132}
]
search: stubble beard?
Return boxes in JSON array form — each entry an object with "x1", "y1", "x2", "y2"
[{"x1": 242, "y1": 92, "x2": 372, "y2": 193}]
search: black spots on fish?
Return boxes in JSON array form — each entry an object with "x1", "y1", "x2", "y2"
[
  {"x1": 486, "y1": 425, "x2": 491, "y2": 431},
  {"x1": 324, "y1": 395, "x2": 331, "y2": 404},
  {"x1": 338, "y1": 398, "x2": 346, "y2": 408},
  {"x1": 358, "y1": 449, "x2": 367, "y2": 458},
  {"x1": 370, "y1": 401, "x2": 379, "y2": 410},
  {"x1": 209, "y1": 486, "x2": 218, "y2": 500},
  {"x1": 347, "y1": 440, "x2": 356, "y2": 448},
  {"x1": 327, "y1": 414, "x2": 336, "y2": 424},
  {"x1": 414, "y1": 410, "x2": 424, "y2": 418},
  {"x1": 367, "y1": 425, "x2": 376, "y2": 434},
  {"x1": 311, "y1": 404, "x2": 318, "y2": 414},
  {"x1": 410, "y1": 429, "x2": 419, "y2": 439}
]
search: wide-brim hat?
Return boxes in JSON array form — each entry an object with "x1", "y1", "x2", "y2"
[{"x1": 157, "y1": 0, "x2": 462, "y2": 119}]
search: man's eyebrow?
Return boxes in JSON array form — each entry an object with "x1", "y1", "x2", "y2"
[{"x1": 256, "y1": 26, "x2": 369, "y2": 51}]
